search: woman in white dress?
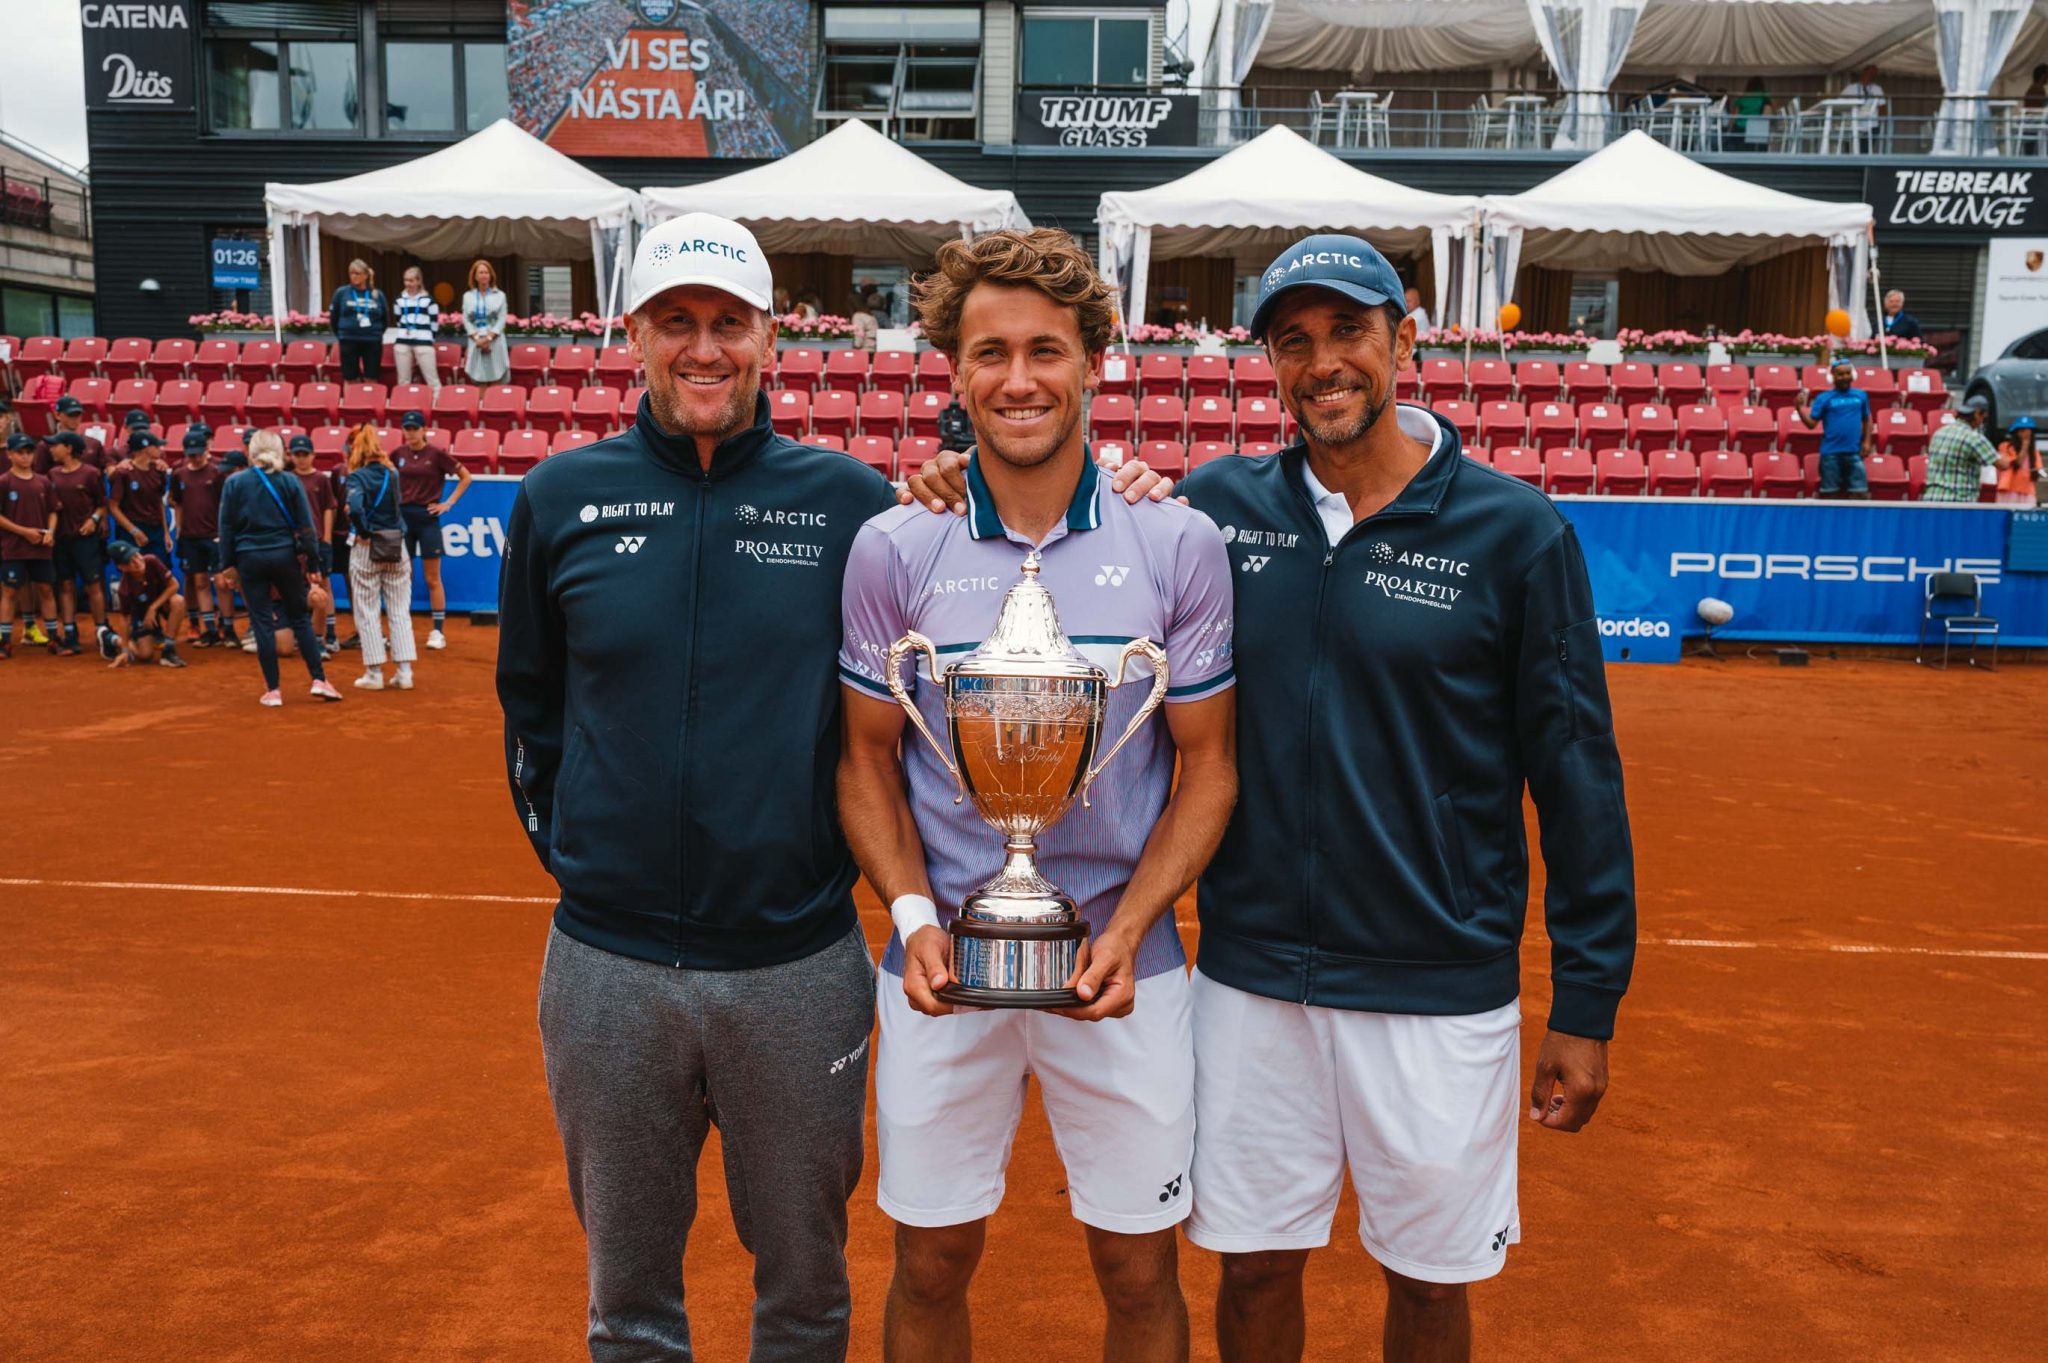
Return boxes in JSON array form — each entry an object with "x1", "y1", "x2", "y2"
[{"x1": 462, "y1": 259, "x2": 509, "y2": 385}]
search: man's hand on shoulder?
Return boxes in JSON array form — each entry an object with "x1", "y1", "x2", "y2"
[
  {"x1": 1528, "y1": 1029, "x2": 1609, "y2": 1132},
  {"x1": 897, "y1": 450, "x2": 1182, "y2": 517}
]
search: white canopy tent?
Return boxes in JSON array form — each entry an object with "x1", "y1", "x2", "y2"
[
  {"x1": 263, "y1": 119, "x2": 643, "y2": 343},
  {"x1": 1472, "y1": 130, "x2": 1876, "y2": 329},
  {"x1": 1096, "y1": 125, "x2": 1480, "y2": 334},
  {"x1": 640, "y1": 120, "x2": 1030, "y2": 259}
]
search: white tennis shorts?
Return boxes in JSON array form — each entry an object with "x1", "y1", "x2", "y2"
[
  {"x1": 875, "y1": 965, "x2": 1195, "y2": 1234},
  {"x1": 1186, "y1": 969, "x2": 1522, "y2": 1284}
]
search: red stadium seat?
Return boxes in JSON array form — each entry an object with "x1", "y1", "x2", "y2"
[
  {"x1": 1854, "y1": 365, "x2": 1896, "y2": 405},
  {"x1": 1094, "y1": 350, "x2": 1135, "y2": 398},
  {"x1": 245, "y1": 381, "x2": 293, "y2": 426},
  {"x1": 1093, "y1": 439, "x2": 1132, "y2": 468},
  {"x1": 1595, "y1": 446, "x2": 1648, "y2": 495},
  {"x1": 569, "y1": 384, "x2": 619, "y2": 433},
  {"x1": 848, "y1": 435, "x2": 895, "y2": 477},
  {"x1": 476, "y1": 384, "x2": 526, "y2": 434},
  {"x1": 1647, "y1": 447, "x2": 1698, "y2": 496},
  {"x1": 550, "y1": 429, "x2": 600, "y2": 455},
  {"x1": 1751, "y1": 364, "x2": 1799, "y2": 404},
  {"x1": 594, "y1": 344, "x2": 639, "y2": 389},
  {"x1": 810, "y1": 389, "x2": 858, "y2": 441},
  {"x1": 199, "y1": 381, "x2": 249, "y2": 427},
  {"x1": 190, "y1": 339, "x2": 241, "y2": 384},
  {"x1": 1237, "y1": 442, "x2": 1284, "y2": 458},
  {"x1": 13, "y1": 335, "x2": 62, "y2": 381},
  {"x1": 1560, "y1": 361, "x2": 1609, "y2": 403},
  {"x1": 291, "y1": 382, "x2": 341, "y2": 426},
  {"x1": 1234, "y1": 397, "x2": 1282, "y2": 445},
  {"x1": 1699, "y1": 448, "x2": 1751, "y2": 497},
  {"x1": 508, "y1": 343, "x2": 550, "y2": 388},
  {"x1": 388, "y1": 382, "x2": 434, "y2": 417},
  {"x1": 1138, "y1": 353, "x2": 1185, "y2": 400},
  {"x1": 1137, "y1": 440, "x2": 1187, "y2": 476},
  {"x1": 1490, "y1": 445, "x2": 1544, "y2": 487},
  {"x1": 776, "y1": 347, "x2": 824, "y2": 395},
  {"x1": 1465, "y1": 358, "x2": 1513, "y2": 403},
  {"x1": 898, "y1": 436, "x2": 942, "y2": 472},
  {"x1": 1675, "y1": 403, "x2": 1727, "y2": 451},
  {"x1": 801, "y1": 433, "x2": 847, "y2": 452},
  {"x1": 427, "y1": 383, "x2": 478, "y2": 429},
  {"x1": 1187, "y1": 394, "x2": 1233, "y2": 443},
  {"x1": 1725, "y1": 404, "x2": 1775, "y2": 454},
  {"x1": 278, "y1": 340, "x2": 327, "y2": 386},
  {"x1": 549, "y1": 345, "x2": 596, "y2": 389},
  {"x1": 372, "y1": 425, "x2": 404, "y2": 456},
  {"x1": 309, "y1": 425, "x2": 351, "y2": 463},
  {"x1": 1231, "y1": 353, "x2": 1275, "y2": 399},
  {"x1": 65, "y1": 376, "x2": 112, "y2": 418},
  {"x1": 1898, "y1": 367, "x2": 1947, "y2": 413},
  {"x1": 498, "y1": 430, "x2": 550, "y2": 473},
  {"x1": 1418, "y1": 358, "x2": 1465, "y2": 403},
  {"x1": 1610, "y1": 362, "x2": 1658, "y2": 402},
  {"x1": 1545, "y1": 446, "x2": 1596, "y2": 495},
  {"x1": 1775, "y1": 407, "x2": 1820, "y2": 455},
  {"x1": 339, "y1": 383, "x2": 388, "y2": 426},
  {"x1": 871, "y1": 349, "x2": 916, "y2": 394},
  {"x1": 1139, "y1": 395, "x2": 1186, "y2": 442},
  {"x1": 1476, "y1": 400, "x2": 1526, "y2": 448},
  {"x1": 1800, "y1": 452, "x2": 1821, "y2": 497},
  {"x1": 435, "y1": 341, "x2": 463, "y2": 376},
  {"x1": 103, "y1": 337, "x2": 153, "y2": 381},
  {"x1": 916, "y1": 349, "x2": 953, "y2": 392},
  {"x1": 148, "y1": 337, "x2": 197, "y2": 379},
  {"x1": 1750, "y1": 450, "x2": 1805, "y2": 498},
  {"x1": 1463, "y1": 445, "x2": 1492, "y2": 465},
  {"x1": 525, "y1": 385, "x2": 573, "y2": 435},
  {"x1": 59, "y1": 336, "x2": 109, "y2": 380},
  {"x1": 1875, "y1": 407, "x2": 1927, "y2": 456},
  {"x1": 1907, "y1": 454, "x2": 1930, "y2": 498},
  {"x1": 1187, "y1": 353, "x2": 1231, "y2": 398},
  {"x1": 1432, "y1": 399, "x2": 1480, "y2": 444},
  {"x1": 111, "y1": 378, "x2": 159, "y2": 418},
  {"x1": 239, "y1": 339, "x2": 281, "y2": 380},
  {"x1": 906, "y1": 390, "x2": 948, "y2": 439},
  {"x1": 769, "y1": 389, "x2": 810, "y2": 438},
  {"x1": 1576, "y1": 402, "x2": 1627, "y2": 453},
  {"x1": 1088, "y1": 393, "x2": 1136, "y2": 443},
  {"x1": 825, "y1": 349, "x2": 870, "y2": 392},
  {"x1": 621, "y1": 386, "x2": 648, "y2": 425},
  {"x1": 211, "y1": 422, "x2": 257, "y2": 453},
  {"x1": 1188, "y1": 440, "x2": 1234, "y2": 469},
  {"x1": 1657, "y1": 362, "x2": 1706, "y2": 405},
  {"x1": 1514, "y1": 360, "x2": 1561, "y2": 402},
  {"x1": 1864, "y1": 452, "x2": 1911, "y2": 500},
  {"x1": 1624, "y1": 402, "x2": 1676, "y2": 450},
  {"x1": 1705, "y1": 363, "x2": 1751, "y2": 408},
  {"x1": 858, "y1": 390, "x2": 905, "y2": 440},
  {"x1": 451, "y1": 428, "x2": 500, "y2": 473},
  {"x1": 153, "y1": 378, "x2": 204, "y2": 425},
  {"x1": 1797, "y1": 364, "x2": 1831, "y2": 395},
  {"x1": 1528, "y1": 401, "x2": 1577, "y2": 453}
]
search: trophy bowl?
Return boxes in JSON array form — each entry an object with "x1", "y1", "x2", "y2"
[{"x1": 888, "y1": 551, "x2": 1167, "y2": 1008}]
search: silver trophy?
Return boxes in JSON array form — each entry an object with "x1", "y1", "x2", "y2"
[{"x1": 887, "y1": 550, "x2": 1168, "y2": 1008}]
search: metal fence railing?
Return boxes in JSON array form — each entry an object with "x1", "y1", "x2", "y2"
[{"x1": 0, "y1": 171, "x2": 92, "y2": 240}]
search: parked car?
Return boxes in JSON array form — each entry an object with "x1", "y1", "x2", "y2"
[{"x1": 1964, "y1": 325, "x2": 2048, "y2": 432}]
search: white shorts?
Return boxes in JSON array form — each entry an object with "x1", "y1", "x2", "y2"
[
  {"x1": 1186, "y1": 969, "x2": 1522, "y2": 1284},
  {"x1": 876, "y1": 965, "x2": 1195, "y2": 1234}
]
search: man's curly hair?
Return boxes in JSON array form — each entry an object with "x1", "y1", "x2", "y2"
[{"x1": 914, "y1": 229, "x2": 1116, "y2": 357}]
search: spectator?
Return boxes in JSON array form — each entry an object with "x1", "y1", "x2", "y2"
[
  {"x1": 1734, "y1": 76, "x2": 1776, "y2": 148},
  {"x1": 1403, "y1": 286, "x2": 1432, "y2": 334},
  {"x1": 0, "y1": 430, "x2": 59, "y2": 659},
  {"x1": 1882, "y1": 290, "x2": 1923, "y2": 342},
  {"x1": 103, "y1": 541, "x2": 187, "y2": 668},
  {"x1": 44, "y1": 430, "x2": 109, "y2": 656},
  {"x1": 331, "y1": 259, "x2": 391, "y2": 383},
  {"x1": 462, "y1": 260, "x2": 509, "y2": 384},
  {"x1": 1795, "y1": 359, "x2": 1873, "y2": 499},
  {"x1": 343, "y1": 425, "x2": 418, "y2": 691},
  {"x1": 392, "y1": 266, "x2": 443, "y2": 396},
  {"x1": 773, "y1": 286, "x2": 792, "y2": 316},
  {"x1": 849, "y1": 293, "x2": 878, "y2": 351},
  {"x1": 794, "y1": 291, "x2": 820, "y2": 320},
  {"x1": 391, "y1": 409, "x2": 471, "y2": 649},
  {"x1": 217, "y1": 431, "x2": 342, "y2": 707},
  {"x1": 1923, "y1": 395, "x2": 2001, "y2": 501},
  {"x1": 1997, "y1": 416, "x2": 2040, "y2": 505},
  {"x1": 1841, "y1": 63, "x2": 1886, "y2": 153}
]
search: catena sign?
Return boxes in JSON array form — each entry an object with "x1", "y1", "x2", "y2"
[{"x1": 80, "y1": 1, "x2": 195, "y2": 112}]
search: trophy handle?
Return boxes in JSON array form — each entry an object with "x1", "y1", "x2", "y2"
[
  {"x1": 886, "y1": 631, "x2": 967, "y2": 805},
  {"x1": 1080, "y1": 637, "x2": 1169, "y2": 809}
]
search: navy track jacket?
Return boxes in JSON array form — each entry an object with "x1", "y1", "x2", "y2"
[
  {"x1": 1181, "y1": 409, "x2": 1636, "y2": 1038},
  {"x1": 497, "y1": 393, "x2": 896, "y2": 970}
]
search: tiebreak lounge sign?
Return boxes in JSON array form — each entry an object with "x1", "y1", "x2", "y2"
[
  {"x1": 1864, "y1": 168, "x2": 2044, "y2": 235},
  {"x1": 80, "y1": 1, "x2": 195, "y2": 112}
]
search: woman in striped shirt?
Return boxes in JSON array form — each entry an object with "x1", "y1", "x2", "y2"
[{"x1": 393, "y1": 266, "x2": 442, "y2": 396}]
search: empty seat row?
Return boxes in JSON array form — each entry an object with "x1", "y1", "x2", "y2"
[
  {"x1": 1464, "y1": 444, "x2": 1932, "y2": 500},
  {"x1": 1429, "y1": 399, "x2": 1958, "y2": 457},
  {"x1": 1411, "y1": 357, "x2": 1950, "y2": 412},
  {"x1": 28, "y1": 377, "x2": 653, "y2": 436},
  {"x1": 1085, "y1": 394, "x2": 1291, "y2": 444}
]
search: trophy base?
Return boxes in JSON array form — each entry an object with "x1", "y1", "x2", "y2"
[{"x1": 938, "y1": 915, "x2": 1089, "y2": 1010}]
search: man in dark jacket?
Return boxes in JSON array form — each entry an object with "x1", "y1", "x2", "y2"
[{"x1": 496, "y1": 213, "x2": 895, "y2": 1363}]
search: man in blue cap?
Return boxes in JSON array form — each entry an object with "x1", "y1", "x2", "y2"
[{"x1": 904, "y1": 233, "x2": 1637, "y2": 1362}]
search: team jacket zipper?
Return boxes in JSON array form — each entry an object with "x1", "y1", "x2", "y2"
[
  {"x1": 513, "y1": 737, "x2": 538, "y2": 833},
  {"x1": 673, "y1": 468, "x2": 710, "y2": 968}
]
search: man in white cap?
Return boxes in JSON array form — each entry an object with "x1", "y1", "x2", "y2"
[{"x1": 496, "y1": 213, "x2": 896, "y2": 1361}]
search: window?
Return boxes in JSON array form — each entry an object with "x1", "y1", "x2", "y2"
[
  {"x1": 380, "y1": 39, "x2": 506, "y2": 134},
  {"x1": 209, "y1": 38, "x2": 282, "y2": 130},
  {"x1": 3, "y1": 287, "x2": 54, "y2": 338},
  {"x1": 528, "y1": 265, "x2": 573, "y2": 318},
  {"x1": 290, "y1": 40, "x2": 362, "y2": 130},
  {"x1": 1568, "y1": 273, "x2": 1619, "y2": 339},
  {"x1": 205, "y1": 1, "x2": 360, "y2": 134},
  {"x1": 463, "y1": 43, "x2": 508, "y2": 128},
  {"x1": 818, "y1": 7, "x2": 980, "y2": 142},
  {"x1": 1022, "y1": 11, "x2": 1154, "y2": 88}
]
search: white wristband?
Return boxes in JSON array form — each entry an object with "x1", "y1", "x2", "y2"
[{"x1": 889, "y1": 893, "x2": 942, "y2": 942}]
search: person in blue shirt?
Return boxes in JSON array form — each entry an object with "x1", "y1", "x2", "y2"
[
  {"x1": 329, "y1": 258, "x2": 390, "y2": 383},
  {"x1": 1795, "y1": 360, "x2": 1874, "y2": 499}
]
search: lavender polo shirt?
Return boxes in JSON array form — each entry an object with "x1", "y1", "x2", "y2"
[{"x1": 840, "y1": 452, "x2": 1237, "y2": 980}]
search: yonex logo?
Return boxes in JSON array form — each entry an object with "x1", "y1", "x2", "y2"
[
  {"x1": 1241, "y1": 555, "x2": 1270, "y2": 573},
  {"x1": 615, "y1": 535, "x2": 646, "y2": 554},
  {"x1": 1368, "y1": 541, "x2": 1395, "y2": 564},
  {"x1": 1095, "y1": 564, "x2": 1130, "y2": 587},
  {"x1": 735, "y1": 504, "x2": 760, "y2": 524},
  {"x1": 1491, "y1": 1224, "x2": 1511, "y2": 1253},
  {"x1": 1158, "y1": 1174, "x2": 1185, "y2": 1203},
  {"x1": 578, "y1": 504, "x2": 598, "y2": 523}
]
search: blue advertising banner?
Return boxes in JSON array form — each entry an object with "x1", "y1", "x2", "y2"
[{"x1": 409, "y1": 481, "x2": 2048, "y2": 648}]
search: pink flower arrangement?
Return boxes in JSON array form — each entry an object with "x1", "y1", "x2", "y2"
[
  {"x1": 187, "y1": 309, "x2": 628, "y2": 338},
  {"x1": 1418, "y1": 328, "x2": 1595, "y2": 353},
  {"x1": 1121, "y1": 321, "x2": 1258, "y2": 348}
]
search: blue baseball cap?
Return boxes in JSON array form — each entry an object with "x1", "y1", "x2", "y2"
[
  {"x1": 400, "y1": 409, "x2": 426, "y2": 428},
  {"x1": 1251, "y1": 233, "x2": 1406, "y2": 340},
  {"x1": 54, "y1": 395, "x2": 84, "y2": 415},
  {"x1": 182, "y1": 430, "x2": 210, "y2": 453},
  {"x1": 2010, "y1": 416, "x2": 2037, "y2": 431},
  {"x1": 287, "y1": 433, "x2": 314, "y2": 453}
]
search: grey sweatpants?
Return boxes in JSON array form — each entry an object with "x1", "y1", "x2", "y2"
[{"x1": 539, "y1": 925, "x2": 876, "y2": 1363}]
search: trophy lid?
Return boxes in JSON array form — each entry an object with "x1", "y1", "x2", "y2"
[{"x1": 952, "y1": 550, "x2": 1103, "y2": 682}]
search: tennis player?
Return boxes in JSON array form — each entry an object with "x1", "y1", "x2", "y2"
[{"x1": 838, "y1": 229, "x2": 1237, "y2": 1363}]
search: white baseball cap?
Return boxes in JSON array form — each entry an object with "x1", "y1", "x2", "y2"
[{"x1": 625, "y1": 212, "x2": 774, "y2": 316}]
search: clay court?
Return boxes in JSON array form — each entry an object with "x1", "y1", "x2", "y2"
[{"x1": 3, "y1": 630, "x2": 2042, "y2": 1361}]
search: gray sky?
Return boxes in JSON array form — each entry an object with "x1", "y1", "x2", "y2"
[{"x1": 0, "y1": 0, "x2": 89, "y2": 170}]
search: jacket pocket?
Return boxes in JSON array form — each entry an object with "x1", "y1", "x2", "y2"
[
  {"x1": 1552, "y1": 617, "x2": 1610, "y2": 741},
  {"x1": 550, "y1": 723, "x2": 674, "y2": 911},
  {"x1": 549, "y1": 725, "x2": 586, "y2": 861},
  {"x1": 1432, "y1": 790, "x2": 1476, "y2": 923}
]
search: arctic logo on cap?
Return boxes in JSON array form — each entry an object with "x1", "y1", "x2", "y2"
[
  {"x1": 649, "y1": 238, "x2": 750, "y2": 267},
  {"x1": 1264, "y1": 265, "x2": 1287, "y2": 287},
  {"x1": 1279, "y1": 250, "x2": 1367, "y2": 276}
]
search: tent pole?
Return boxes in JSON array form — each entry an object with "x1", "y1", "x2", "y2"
[{"x1": 1867, "y1": 238, "x2": 1890, "y2": 371}]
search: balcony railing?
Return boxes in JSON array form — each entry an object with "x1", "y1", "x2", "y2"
[{"x1": 0, "y1": 171, "x2": 91, "y2": 240}]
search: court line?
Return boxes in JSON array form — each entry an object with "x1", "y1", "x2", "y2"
[{"x1": 4, "y1": 879, "x2": 2044, "y2": 962}]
